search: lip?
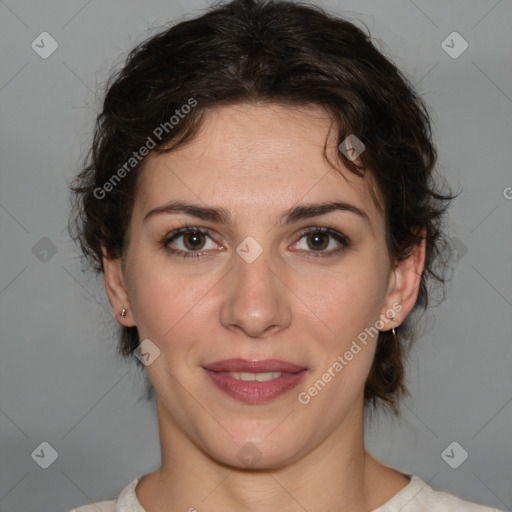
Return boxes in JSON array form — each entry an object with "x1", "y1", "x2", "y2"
[
  {"x1": 203, "y1": 358, "x2": 307, "y2": 373},
  {"x1": 204, "y1": 369, "x2": 308, "y2": 404},
  {"x1": 203, "y1": 359, "x2": 308, "y2": 404}
]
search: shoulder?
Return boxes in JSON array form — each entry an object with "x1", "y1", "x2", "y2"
[
  {"x1": 374, "y1": 475, "x2": 502, "y2": 512},
  {"x1": 68, "y1": 476, "x2": 143, "y2": 512}
]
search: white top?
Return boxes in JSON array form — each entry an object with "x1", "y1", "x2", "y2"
[{"x1": 69, "y1": 474, "x2": 502, "y2": 511}]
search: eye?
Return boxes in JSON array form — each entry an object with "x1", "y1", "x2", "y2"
[
  {"x1": 161, "y1": 226, "x2": 351, "y2": 259},
  {"x1": 162, "y1": 227, "x2": 219, "y2": 258},
  {"x1": 291, "y1": 227, "x2": 350, "y2": 257}
]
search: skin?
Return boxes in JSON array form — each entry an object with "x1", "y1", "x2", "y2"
[{"x1": 103, "y1": 102, "x2": 426, "y2": 511}]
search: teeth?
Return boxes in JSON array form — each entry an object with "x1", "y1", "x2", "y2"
[{"x1": 227, "y1": 371, "x2": 283, "y2": 382}]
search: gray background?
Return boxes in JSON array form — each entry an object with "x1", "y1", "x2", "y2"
[{"x1": 0, "y1": 0, "x2": 511, "y2": 510}]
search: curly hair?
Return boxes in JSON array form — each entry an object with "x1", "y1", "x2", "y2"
[{"x1": 69, "y1": 0, "x2": 457, "y2": 415}]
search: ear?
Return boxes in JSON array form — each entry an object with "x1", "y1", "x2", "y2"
[
  {"x1": 379, "y1": 229, "x2": 426, "y2": 331},
  {"x1": 102, "y1": 246, "x2": 136, "y2": 326}
]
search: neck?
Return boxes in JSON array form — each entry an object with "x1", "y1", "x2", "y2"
[{"x1": 136, "y1": 399, "x2": 404, "y2": 512}]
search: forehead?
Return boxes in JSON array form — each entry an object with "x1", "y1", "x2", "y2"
[{"x1": 135, "y1": 103, "x2": 384, "y2": 228}]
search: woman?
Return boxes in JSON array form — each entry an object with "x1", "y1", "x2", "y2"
[{"x1": 69, "y1": 0, "x2": 500, "y2": 510}]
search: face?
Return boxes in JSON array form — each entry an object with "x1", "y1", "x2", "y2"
[{"x1": 105, "y1": 103, "x2": 420, "y2": 469}]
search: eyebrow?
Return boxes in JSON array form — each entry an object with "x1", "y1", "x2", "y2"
[{"x1": 143, "y1": 200, "x2": 371, "y2": 228}]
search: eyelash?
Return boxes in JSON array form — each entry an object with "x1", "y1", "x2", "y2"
[{"x1": 161, "y1": 226, "x2": 351, "y2": 259}]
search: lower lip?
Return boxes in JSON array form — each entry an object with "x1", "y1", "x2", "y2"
[{"x1": 204, "y1": 369, "x2": 307, "y2": 404}]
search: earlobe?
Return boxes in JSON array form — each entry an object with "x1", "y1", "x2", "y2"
[{"x1": 102, "y1": 247, "x2": 135, "y2": 326}]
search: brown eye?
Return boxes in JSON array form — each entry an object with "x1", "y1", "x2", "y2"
[
  {"x1": 306, "y1": 231, "x2": 330, "y2": 251},
  {"x1": 162, "y1": 227, "x2": 218, "y2": 258},
  {"x1": 182, "y1": 230, "x2": 206, "y2": 251},
  {"x1": 293, "y1": 227, "x2": 350, "y2": 257}
]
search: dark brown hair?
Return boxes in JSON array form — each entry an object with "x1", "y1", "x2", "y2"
[{"x1": 70, "y1": 0, "x2": 457, "y2": 415}]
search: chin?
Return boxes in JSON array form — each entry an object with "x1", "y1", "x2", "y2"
[{"x1": 200, "y1": 429, "x2": 309, "y2": 471}]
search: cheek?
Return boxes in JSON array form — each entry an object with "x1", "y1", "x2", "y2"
[
  {"x1": 298, "y1": 255, "x2": 388, "y2": 340},
  {"x1": 297, "y1": 262, "x2": 387, "y2": 409},
  {"x1": 142, "y1": 290, "x2": 196, "y2": 345},
  {"x1": 127, "y1": 252, "x2": 201, "y2": 342},
  {"x1": 128, "y1": 258, "x2": 224, "y2": 367}
]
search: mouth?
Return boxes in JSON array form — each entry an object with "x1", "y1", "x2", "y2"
[
  {"x1": 204, "y1": 358, "x2": 307, "y2": 373},
  {"x1": 203, "y1": 359, "x2": 308, "y2": 404}
]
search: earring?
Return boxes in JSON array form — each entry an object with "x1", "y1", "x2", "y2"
[
  {"x1": 389, "y1": 313, "x2": 396, "y2": 336},
  {"x1": 120, "y1": 308, "x2": 127, "y2": 319}
]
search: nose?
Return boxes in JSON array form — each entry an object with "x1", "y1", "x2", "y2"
[{"x1": 219, "y1": 247, "x2": 292, "y2": 338}]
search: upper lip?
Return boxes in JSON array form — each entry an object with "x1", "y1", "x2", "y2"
[{"x1": 204, "y1": 359, "x2": 307, "y2": 373}]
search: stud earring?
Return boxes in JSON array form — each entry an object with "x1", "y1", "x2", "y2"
[{"x1": 120, "y1": 308, "x2": 127, "y2": 319}]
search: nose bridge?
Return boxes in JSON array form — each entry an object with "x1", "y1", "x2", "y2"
[{"x1": 219, "y1": 240, "x2": 290, "y2": 337}]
